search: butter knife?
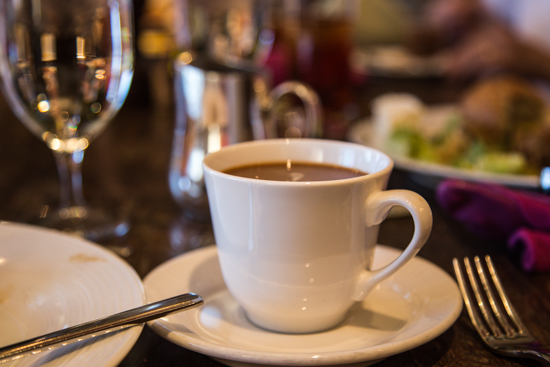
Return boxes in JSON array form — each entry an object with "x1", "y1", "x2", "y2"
[{"x1": 0, "y1": 293, "x2": 203, "y2": 363}]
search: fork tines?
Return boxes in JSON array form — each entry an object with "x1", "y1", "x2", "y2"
[{"x1": 453, "y1": 256, "x2": 531, "y2": 342}]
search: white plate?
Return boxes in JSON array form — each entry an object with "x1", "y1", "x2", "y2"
[
  {"x1": 144, "y1": 245, "x2": 462, "y2": 367},
  {"x1": 0, "y1": 222, "x2": 145, "y2": 366},
  {"x1": 348, "y1": 119, "x2": 540, "y2": 189},
  {"x1": 351, "y1": 46, "x2": 445, "y2": 78}
]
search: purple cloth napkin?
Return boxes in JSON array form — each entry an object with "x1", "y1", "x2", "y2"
[
  {"x1": 508, "y1": 228, "x2": 550, "y2": 272},
  {"x1": 436, "y1": 179, "x2": 550, "y2": 272},
  {"x1": 437, "y1": 179, "x2": 550, "y2": 239}
]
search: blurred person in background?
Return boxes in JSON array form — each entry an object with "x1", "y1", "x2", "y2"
[{"x1": 409, "y1": 0, "x2": 550, "y2": 83}]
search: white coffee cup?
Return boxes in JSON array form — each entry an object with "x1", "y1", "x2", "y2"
[{"x1": 202, "y1": 139, "x2": 432, "y2": 334}]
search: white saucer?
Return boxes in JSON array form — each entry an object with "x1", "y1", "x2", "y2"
[
  {"x1": 144, "y1": 245, "x2": 462, "y2": 367},
  {"x1": 0, "y1": 222, "x2": 145, "y2": 367}
]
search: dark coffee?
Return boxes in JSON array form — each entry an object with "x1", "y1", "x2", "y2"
[{"x1": 224, "y1": 161, "x2": 366, "y2": 182}]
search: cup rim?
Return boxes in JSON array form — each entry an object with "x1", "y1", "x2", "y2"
[{"x1": 202, "y1": 138, "x2": 394, "y2": 186}]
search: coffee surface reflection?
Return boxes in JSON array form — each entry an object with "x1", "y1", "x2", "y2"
[{"x1": 224, "y1": 161, "x2": 366, "y2": 182}]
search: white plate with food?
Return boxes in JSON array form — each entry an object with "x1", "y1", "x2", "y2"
[
  {"x1": 349, "y1": 77, "x2": 548, "y2": 189},
  {"x1": 143, "y1": 245, "x2": 462, "y2": 367},
  {"x1": 348, "y1": 120, "x2": 540, "y2": 189},
  {"x1": 0, "y1": 222, "x2": 146, "y2": 367}
]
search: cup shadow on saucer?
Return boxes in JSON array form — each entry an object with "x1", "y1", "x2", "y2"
[{"x1": 168, "y1": 251, "x2": 411, "y2": 337}]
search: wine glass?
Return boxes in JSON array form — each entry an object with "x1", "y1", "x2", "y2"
[{"x1": 0, "y1": 0, "x2": 134, "y2": 241}]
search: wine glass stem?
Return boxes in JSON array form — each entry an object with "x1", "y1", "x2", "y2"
[{"x1": 54, "y1": 150, "x2": 87, "y2": 210}]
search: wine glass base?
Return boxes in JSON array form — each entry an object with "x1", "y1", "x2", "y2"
[{"x1": 31, "y1": 205, "x2": 131, "y2": 254}]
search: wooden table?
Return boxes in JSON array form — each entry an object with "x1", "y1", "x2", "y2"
[{"x1": 0, "y1": 71, "x2": 548, "y2": 367}]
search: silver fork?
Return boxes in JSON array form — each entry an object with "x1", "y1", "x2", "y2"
[{"x1": 453, "y1": 255, "x2": 550, "y2": 365}]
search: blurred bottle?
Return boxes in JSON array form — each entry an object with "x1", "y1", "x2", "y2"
[{"x1": 263, "y1": 0, "x2": 360, "y2": 140}]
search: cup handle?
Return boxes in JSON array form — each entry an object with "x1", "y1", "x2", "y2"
[
  {"x1": 267, "y1": 81, "x2": 323, "y2": 139},
  {"x1": 352, "y1": 190, "x2": 433, "y2": 301}
]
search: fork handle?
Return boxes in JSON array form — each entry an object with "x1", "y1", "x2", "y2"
[{"x1": 506, "y1": 346, "x2": 550, "y2": 365}]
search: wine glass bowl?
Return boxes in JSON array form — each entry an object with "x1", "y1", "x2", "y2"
[{"x1": 0, "y1": 0, "x2": 134, "y2": 242}]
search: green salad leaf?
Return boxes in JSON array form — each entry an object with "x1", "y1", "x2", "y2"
[{"x1": 386, "y1": 111, "x2": 529, "y2": 174}]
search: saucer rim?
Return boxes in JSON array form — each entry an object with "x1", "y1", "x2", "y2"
[{"x1": 144, "y1": 245, "x2": 462, "y2": 366}]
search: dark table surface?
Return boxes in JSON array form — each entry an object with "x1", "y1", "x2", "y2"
[{"x1": 0, "y1": 69, "x2": 549, "y2": 367}]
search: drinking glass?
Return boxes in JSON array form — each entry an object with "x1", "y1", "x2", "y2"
[{"x1": 0, "y1": 0, "x2": 134, "y2": 241}]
